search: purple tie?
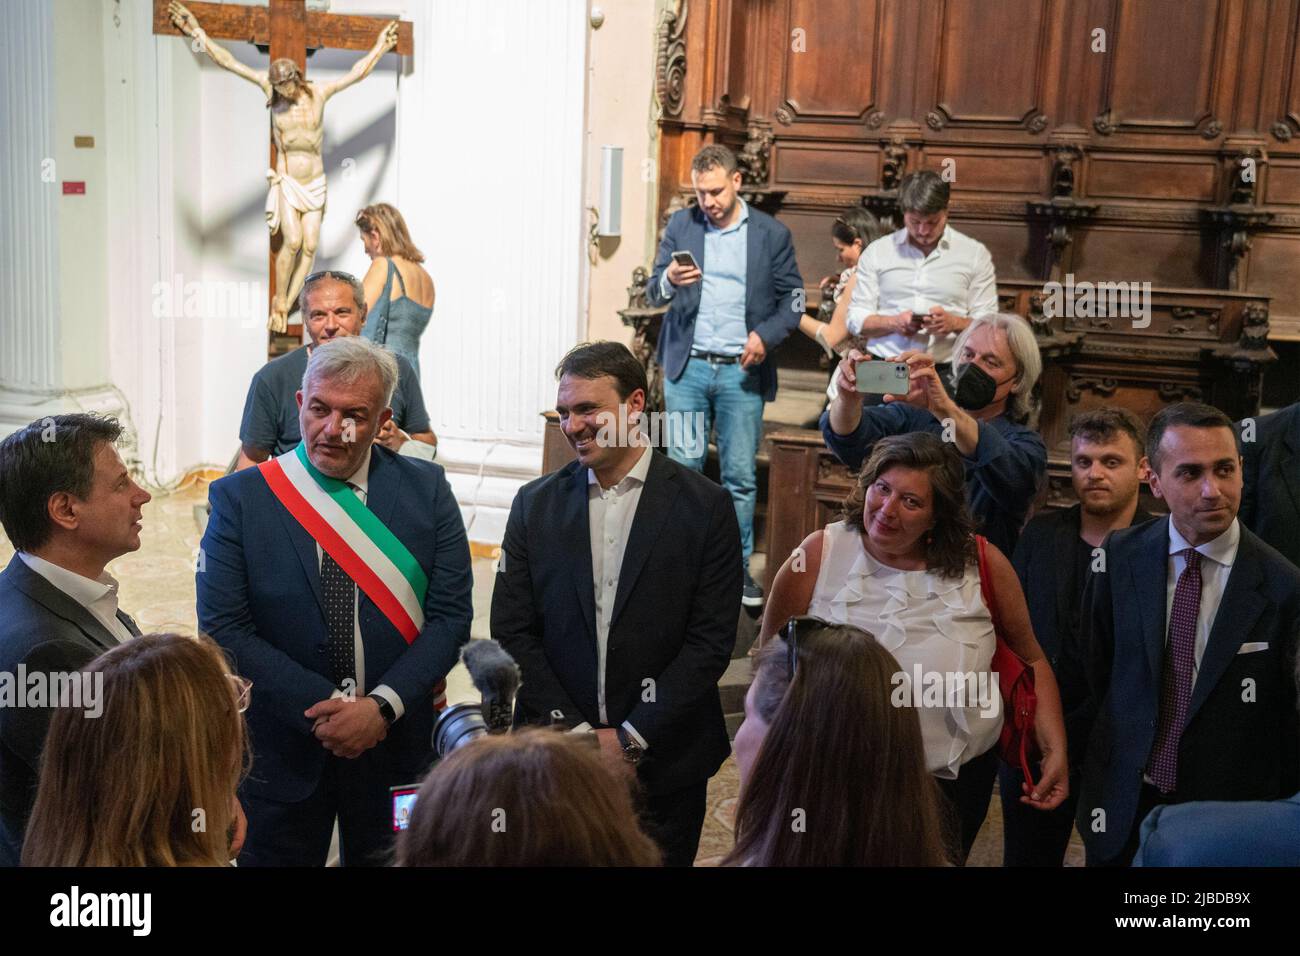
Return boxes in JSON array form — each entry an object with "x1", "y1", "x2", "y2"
[{"x1": 1146, "y1": 548, "x2": 1202, "y2": 793}]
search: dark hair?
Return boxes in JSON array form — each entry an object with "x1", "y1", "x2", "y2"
[
  {"x1": 832, "y1": 206, "x2": 884, "y2": 248},
  {"x1": 723, "y1": 627, "x2": 950, "y2": 866},
  {"x1": 691, "y1": 143, "x2": 740, "y2": 177},
  {"x1": 554, "y1": 341, "x2": 648, "y2": 401},
  {"x1": 842, "y1": 432, "x2": 977, "y2": 579},
  {"x1": 395, "y1": 728, "x2": 661, "y2": 866},
  {"x1": 1145, "y1": 402, "x2": 1236, "y2": 473},
  {"x1": 1068, "y1": 406, "x2": 1146, "y2": 458},
  {"x1": 897, "y1": 170, "x2": 950, "y2": 215},
  {"x1": 0, "y1": 414, "x2": 124, "y2": 552}
]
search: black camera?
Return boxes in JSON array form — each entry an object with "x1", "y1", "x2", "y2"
[{"x1": 431, "y1": 639, "x2": 520, "y2": 758}]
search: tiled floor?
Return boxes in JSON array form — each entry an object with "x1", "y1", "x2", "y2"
[{"x1": 1, "y1": 483, "x2": 1083, "y2": 867}]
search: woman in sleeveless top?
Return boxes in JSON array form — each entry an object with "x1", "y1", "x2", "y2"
[
  {"x1": 725, "y1": 621, "x2": 950, "y2": 865},
  {"x1": 757, "y1": 431, "x2": 1068, "y2": 863},
  {"x1": 356, "y1": 203, "x2": 434, "y2": 381}
]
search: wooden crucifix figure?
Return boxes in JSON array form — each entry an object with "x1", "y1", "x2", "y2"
[{"x1": 153, "y1": 0, "x2": 413, "y2": 349}]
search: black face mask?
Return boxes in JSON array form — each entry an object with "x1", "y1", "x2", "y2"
[{"x1": 950, "y1": 362, "x2": 1001, "y2": 411}]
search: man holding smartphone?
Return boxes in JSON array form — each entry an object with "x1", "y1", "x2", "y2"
[
  {"x1": 647, "y1": 144, "x2": 804, "y2": 607},
  {"x1": 845, "y1": 170, "x2": 998, "y2": 383}
]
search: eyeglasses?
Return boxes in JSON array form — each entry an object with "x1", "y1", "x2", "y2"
[
  {"x1": 779, "y1": 615, "x2": 833, "y2": 677},
  {"x1": 227, "y1": 674, "x2": 253, "y2": 714},
  {"x1": 304, "y1": 270, "x2": 358, "y2": 286}
]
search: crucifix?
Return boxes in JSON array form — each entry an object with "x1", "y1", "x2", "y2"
[{"x1": 152, "y1": 0, "x2": 413, "y2": 355}]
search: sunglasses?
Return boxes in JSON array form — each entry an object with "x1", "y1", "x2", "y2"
[
  {"x1": 304, "y1": 270, "x2": 358, "y2": 286},
  {"x1": 779, "y1": 615, "x2": 833, "y2": 677},
  {"x1": 227, "y1": 674, "x2": 253, "y2": 714}
]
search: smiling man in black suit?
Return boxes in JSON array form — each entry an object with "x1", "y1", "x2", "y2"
[
  {"x1": 0, "y1": 414, "x2": 149, "y2": 866},
  {"x1": 492, "y1": 342, "x2": 742, "y2": 866}
]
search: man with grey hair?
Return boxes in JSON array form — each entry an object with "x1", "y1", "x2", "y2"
[
  {"x1": 235, "y1": 270, "x2": 436, "y2": 471},
  {"x1": 821, "y1": 313, "x2": 1046, "y2": 557},
  {"x1": 198, "y1": 335, "x2": 473, "y2": 866},
  {"x1": 845, "y1": 170, "x2": 998, "y2": 379}
]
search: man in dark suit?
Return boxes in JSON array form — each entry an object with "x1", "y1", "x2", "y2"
[
  {"x1": 0, "y1": 414, "x2": 150, "y2": 865},
  {"x1": 492, "y1": 342, "x2": 742, "y2": 866},
  {"x1": 647, "y1": 144, "x2": 803, "y2": 607},
  {"x1": 1003, "y1": 407, "x2": 1153, "y2": 866},
  {"x1": 1239, "y1": 401, "x2": 1300, "y2": 568},
  {"x1": 1074, "y1": 402, "x2": 1300, "y2": 866},
  {"x1": 198, "y1": 335, "x2": 472, "y2": 866}
]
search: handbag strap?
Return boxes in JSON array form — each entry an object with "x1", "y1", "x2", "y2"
[{"x1": 975, "y1": 534, "x2": 1002, "y2": 632}]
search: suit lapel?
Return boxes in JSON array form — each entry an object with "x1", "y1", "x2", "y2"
[
  {"x1": 1129, "y1": 516, "x2": 1172, "y2": 683},
  {"x1": 561, "y1": 465, "x2": 598, "y2": 646},
  {"x1": 611, "y1": 453, "x2": 679, "y2": 627},
  {"x1": 744, "y1": 210, "x2": 760, "y2": 321},
  {"x1": 6, "y1": 558, "x2": 119, "y2": 653},
  {"x1": 116, "y1": 608, "x2": 142, "y2": 638},
  {"x1": 1279, "y1": 429, "x2": 1300, "y2": 533},
  {"x1": 1187, "y1": 531, "x2": 1266, "y2": 722}
]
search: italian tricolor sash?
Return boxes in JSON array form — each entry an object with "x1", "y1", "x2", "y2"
[{"x1": 260, "y1": 445, "x2": 446, "y2": 709}]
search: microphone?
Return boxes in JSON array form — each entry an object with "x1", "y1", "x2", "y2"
[{"x1": 461, "y1": 639, "x2": 520, "y2": 733}]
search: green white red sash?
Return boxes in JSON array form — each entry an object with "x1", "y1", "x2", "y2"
[{"x1": 260, "y1": 445, "x2": 446, "y2": 708}]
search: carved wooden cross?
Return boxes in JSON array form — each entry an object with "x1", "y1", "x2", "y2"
[{"x1": 152, "y1": 0, "x2": 413, "y2": 354}]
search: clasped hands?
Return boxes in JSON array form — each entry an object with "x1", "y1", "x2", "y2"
[{"x1": 305, "y1": 696, "x2": 388, "y2": 759}]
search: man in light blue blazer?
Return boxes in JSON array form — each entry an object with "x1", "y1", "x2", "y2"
[{"x1": 647, "y1": 144, "x2": 804, "y2": 607}]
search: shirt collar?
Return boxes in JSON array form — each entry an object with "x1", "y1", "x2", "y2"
[
  {"x1": 1168, "y1": 516, "x2": 1240, "y2": 567},
  {"x1": 345, "y1": 446, "x2": 372, "y2": 495},
  {"x1": 706, "y1": 198, "x2": 749, "y2": 235},
  {"x1": 18, "y1": 551, "x2": 118, "y2": 608},
  {"x1": 893, "y1": 224, "x2": 952, "y2": 251},
  {"x1": 587, "y1": 444, "x2": 652, "y2": 492}
]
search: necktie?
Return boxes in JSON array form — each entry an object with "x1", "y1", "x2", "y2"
[
  {"x1": 320, "y1": 482, "x2": 359, "y2": 689},
  {"x1": 1146, "y1": 548, "x2": 1202, "y2": 793}
]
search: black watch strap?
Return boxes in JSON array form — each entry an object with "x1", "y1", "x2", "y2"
[{"x1": 368, "y1": 694, "x2": 396, "y2": 725}]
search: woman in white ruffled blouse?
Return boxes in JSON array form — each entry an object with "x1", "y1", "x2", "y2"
[{"x1": 758, "y1": 431, "x2": 1068, "y2": 862}]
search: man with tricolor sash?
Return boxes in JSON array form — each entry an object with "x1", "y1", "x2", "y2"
[{"x1": 198, "y1": 336, "x2": 473, "y2": 866}]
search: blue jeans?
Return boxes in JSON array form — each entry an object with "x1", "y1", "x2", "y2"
[{"x1": 663, "y1": 356, "x2": 765, "y2": 566}]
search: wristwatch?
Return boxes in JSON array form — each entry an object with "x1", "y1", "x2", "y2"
[
  {"x1": 615, "y1": 727, "x2": 645, "y2": 765},
  {"x1": 367, "y1": 694, "x2": 396, "y2": 726}
]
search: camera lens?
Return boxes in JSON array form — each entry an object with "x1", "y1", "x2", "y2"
[{"x1": 433, "y1": 702, "x2": 488, "y2": 757}]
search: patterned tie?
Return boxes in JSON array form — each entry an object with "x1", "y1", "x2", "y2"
[
  {"x1": 320, "y1": 482, "x2": 359, "y2": 689},
  {"x1": 1146, "y1": 548, "x2": 1202, "y2": 793}
]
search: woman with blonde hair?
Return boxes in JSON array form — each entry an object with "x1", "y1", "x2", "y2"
[
  {"x1": 21, "y1": 633, "x2": 250, "y2": 867},
  {"x1": 395, "y1": 728, "x2": 661, "y2": 867},
  {"x1": 356, "y1": 203, "x2": 435, "y2": 381}
]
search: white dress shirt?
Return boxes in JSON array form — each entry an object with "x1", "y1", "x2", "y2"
[
  {"x1": 569, "y1": 445, "x2": 652, "y2": 750},
  {"x1": 846, "y1": 225, "x2": 998, "y2": 364},
  {"x1": 1166, "y1": 517, "x2": 1241, "y2": 686},
  {"x1": 317, "y1": 448, "x2": 404, "y2": 720},
  {"x1": 18, "y1": 551, "x2": 135, "y2": 644}
]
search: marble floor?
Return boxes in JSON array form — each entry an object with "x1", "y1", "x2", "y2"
[{"x1": 0, "y1": 483, "x2": 1083, "y2": 867}]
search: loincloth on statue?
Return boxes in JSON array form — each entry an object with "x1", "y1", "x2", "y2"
[{"x1": 265, "y1": 170, "x2": 327, "y2": 234}]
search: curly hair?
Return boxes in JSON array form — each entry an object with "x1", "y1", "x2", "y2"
[{"x1": 841, "y1": 432, "x2": 977, "y2": 579}]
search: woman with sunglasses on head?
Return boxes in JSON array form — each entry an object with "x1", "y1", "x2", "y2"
[
  {"x1": 21, "y1": 633, "x2": 251, "y2": 867},
  {"x1": 757, "y1": 431, "x2": 1069, "y2": 863},
  {"x1": 797, "y1": 206, "x2": 885, "y2": 359},
  {"x1": 727, "y1": 621, "x2": 950, "y2": 866}
]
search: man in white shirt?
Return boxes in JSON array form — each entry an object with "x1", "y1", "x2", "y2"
[
  {"x1": 0, "y1": 414, "x2": 150, "y2": 865},
  {"x1": 846, "y1": 170, "x2": 998, "y2": 376},
  {"x1": 1074, "y1": 402, "x2": 1300, "y2": 866},
  {"x1": 493, "y1": 342, "x2": 741, "y2": 866}
]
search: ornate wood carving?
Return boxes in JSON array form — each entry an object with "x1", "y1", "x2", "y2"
[
  {"x1": 655, "y1": 0, "x2": 687, "y2": 118},
  {"x1": 1065, "y1": 376, "x2": 1119, "y2": 403}
]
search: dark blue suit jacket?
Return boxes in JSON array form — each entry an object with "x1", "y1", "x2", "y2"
[
  {"x1": 196, "y1": 446, "x2": 474, "y2": 803},
  {"x1": 491, "y1": 451, "x2": 741, "y2": 795},
  {"x1": 1134, "y1": 792, "x2": 1300, "y2": 866},
  {"x1": 646, "y1": 204, "x2": 804, "y2": 402},
  {"x1": 1239, "y1": 403, "x2": 1300, "y2": 568},
  {"x1": 1074, "y1": 516, "x2": 1300, "y2": 864}
]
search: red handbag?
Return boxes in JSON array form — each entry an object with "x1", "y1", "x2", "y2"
[{"x1": 975, "y1": 534, "x2": 1040, "y2": 787}]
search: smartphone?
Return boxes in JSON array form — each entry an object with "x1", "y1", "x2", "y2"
[
  {"x1": 391, "y1": 784, "x2": 419, "y2": 832},
  {"x1": 671, "y1": 250, "x2": 700, "y2": 270},
  {"x1": 855, "y1": 360, "x2": 911, "y2": 396}
]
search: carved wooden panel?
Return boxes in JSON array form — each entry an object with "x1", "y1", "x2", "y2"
[
  {"x1": 774, "y1": 0, "x2": 883, "y2": 126},
  {"x1": 926, "y1": 0, "x2": 1053, "y2": 132},
  {"x1": 1094, "y1": 0, "x2": 1229, "y2": 138}
]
